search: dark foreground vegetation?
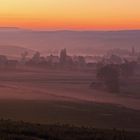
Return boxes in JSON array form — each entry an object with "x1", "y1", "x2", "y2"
[{"x1": 0, "y1": 120, "x2": 139, "y2": 140}]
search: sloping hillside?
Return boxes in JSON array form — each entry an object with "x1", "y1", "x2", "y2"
[{"x1": 0, "y1": 45, "x2": 35, "y2": 59}]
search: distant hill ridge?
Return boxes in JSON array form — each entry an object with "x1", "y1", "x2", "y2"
[
  {"x1": 0, "y1": 45, "x2": 35, "y2": 58},
  {"x1": 0, "y1": 28, "x2": 140, "y2": 55}
]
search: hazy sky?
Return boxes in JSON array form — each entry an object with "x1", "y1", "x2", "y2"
[{"x1": 0, "y1": 0, "x2": 140, "y2": 30}]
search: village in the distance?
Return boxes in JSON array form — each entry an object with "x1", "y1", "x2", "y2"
[
  {"x1": 0, "y1": 46, "x2": 139, "y2": 94},
  {"x1": 0, "y1": 47, "x2": 139, "y2": 70}
]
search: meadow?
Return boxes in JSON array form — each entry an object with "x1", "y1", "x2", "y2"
[{"x1": 0, "y1": 68, "x2": 139, "y2": 132}]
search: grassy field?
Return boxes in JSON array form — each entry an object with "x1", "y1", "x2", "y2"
[
  {"x1": 0, "y1": 69, "x2": 139, "y2": 109},
  {"x1": 0, "y1": 100, "x2": 139, "y2": 131},
  {"x1": 0, "y1": 69, "x2": 139, "y2": 132},
  {"x1": 0, "y1": 119, "x2": 140, "y2": 140}
]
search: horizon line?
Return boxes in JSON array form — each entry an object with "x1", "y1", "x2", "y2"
[{"x1": 0, "y1": 26, "x2": 140, "y2": 32}]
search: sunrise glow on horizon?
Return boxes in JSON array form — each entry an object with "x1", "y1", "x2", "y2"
[{"x1": 0, "y1": 0, "x2": 140, "y2": 30}]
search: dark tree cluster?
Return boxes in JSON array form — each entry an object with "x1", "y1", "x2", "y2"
[
  {"x1": 95, "y1": 60, "x2": 138, "y2": 93},
  {"x1": 96, "y1": 64, "x2": 120, "y2": 93}
]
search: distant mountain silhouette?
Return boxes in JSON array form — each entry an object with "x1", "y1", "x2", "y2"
[{"x1": 0, "y1": 28, "x2": 140, "y2": 55}]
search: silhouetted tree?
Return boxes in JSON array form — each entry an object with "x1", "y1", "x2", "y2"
[
  {"x1": 97, "y1": 64, "x2": 120, "y2": 93},
  {"x1": 77, "y1": 56, "x2": 86, "y2": 66},
  {"x1": 0, "y1": 55, "x2": 7, "y2": 64},
  {"x1": 120, "y1": 60, "x2": 137, "y2": 78},
  {"x1": 31, "y1": 52, "x2": 41, "y2": 64},
  {"x1": 60, "y1": 48, "x2": 67, "y2": 65},
  {"x1": 21, "y1": 51, "x2": 28, "y2": 64}
]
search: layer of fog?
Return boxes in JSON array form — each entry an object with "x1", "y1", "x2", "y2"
[{"x1": 0, "y1": 29, "x2": 140, "y2": 57}]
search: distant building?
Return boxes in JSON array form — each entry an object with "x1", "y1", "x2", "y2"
[
  {"x1": 46, "y1": 55, "x2": 59, "y2": 63},
  {"x1": 73, "y1": 56, "x2": 86, "y2": 67}
]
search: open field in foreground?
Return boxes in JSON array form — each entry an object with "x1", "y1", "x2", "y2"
[
  {"x1": 0, "y1": 100, "x2": 139, "y2": 131},
  {"x1": 0, "y1": 69, "x2": 139, "y2": 131},
  {"x1": 0, "y1": 119, "x2": 140, "y2": 140}
]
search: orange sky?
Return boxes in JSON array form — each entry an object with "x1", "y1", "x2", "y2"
[{"x1": 0, "y1": 0, "x2": 140, "y2": 30}]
